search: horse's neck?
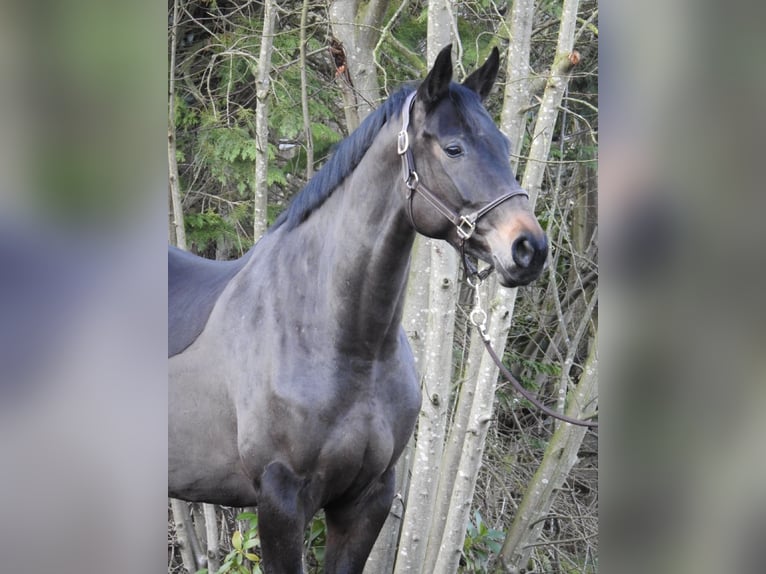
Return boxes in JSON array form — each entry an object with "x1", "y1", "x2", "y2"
[{"x1": 305, "y1": 125, "x2": 414, "y2": 357}]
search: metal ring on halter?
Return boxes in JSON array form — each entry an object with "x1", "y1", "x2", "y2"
[
  {"x1": 466, "y1": 273, "x2": 482, "y2": 289},
  {"x1": 405, "y1": 171, "x2": 419, "y2": 190}
]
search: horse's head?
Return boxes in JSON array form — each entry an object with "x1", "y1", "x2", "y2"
[{"x1": 400, "y1": 45, "x2": 548, "y2": 287}]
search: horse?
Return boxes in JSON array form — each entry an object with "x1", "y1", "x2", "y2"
[{"x1": 168, "y1": 44, "x2": 548, "y2": 573}]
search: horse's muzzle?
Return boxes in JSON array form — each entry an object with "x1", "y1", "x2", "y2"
[{"x1": 494, "y1": 231, "x2": 548, "y2": 287}]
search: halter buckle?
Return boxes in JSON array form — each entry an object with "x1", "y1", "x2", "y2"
[{"x1": 456, "y1": 216, "x2": 476, "y2": 240}]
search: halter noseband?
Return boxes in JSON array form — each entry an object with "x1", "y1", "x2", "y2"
[{"x1": 397, "y1": 91, "x2": 529, "y2": 278}]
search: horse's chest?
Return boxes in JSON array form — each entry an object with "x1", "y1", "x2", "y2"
[
  {"x1": 254, "y1": 368, "x2": 417, "y2": 474},
  {"x1": 283, "y1": 381, "x2": 407, "y2": 466},
  {"x1": 319, "y1": 406, "x2": 395, "y2": 478},
  {"x1": 237, "y1": 345, "x2": 421, "y2": 504},
  {"x1": 314, "y1": 375, "x2": 418, "y2": 488}
]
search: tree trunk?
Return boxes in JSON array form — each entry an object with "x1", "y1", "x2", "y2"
[
  {"x1": 425, "y1": 3, "x2": 536, "y2": 568},
  {"x1": 427, "y1": 0, "x2": 453, "y2": 61},
  {"x1": 366, "y1": 245, "x2": 431, "y2": 574},
  {"x1": 432, "y1": 279, "x2": 520, "y2": 574},
  {"x1": 403, "y1": 237, "x2": 432, "y2": 369},
  {"x1": 430, "y1": 278, "x2": 496, "y2": 552},
  {"x1": 427, "y1": 0, "x2": 587, "y2": 570},
  {"x1": 499, "y1": 0, "x2": 536, "y2": 173},
  {"x1": 168, "y1": 0, "x2": 186, "y2": 250},
  {"x1": 375, "y1": 15, "x2": 454, "y2": 572},
  {"x1": 170, "y1": 498, "x2": 200, "y2": 573},
  {"x1": 253, "y1": 0, "x2": 276, "y2": 241},
  {"x1": 520, "y1": 0, "x2": 582, "y2": 204},
  {"x1": 329, "y1": 0, "x2": 388, "y2": 124},
  {"x1": 299, "y1": 0, "x2": 314, "y2": 180},
  {"x1": 394, "y1": 21, "x2": 456, "y2": 574},
  {"x1": 395, "y1": 241, "x2": 459, "y2": 574},
  {"x1": 203, "y1": 503, "x2": 220, "y2": 572},
  {"x1": 494, "y1": 330, "x2": 598, "y2": 573},
  {"x1": 491, "y1": 2, "x2": 590, "y2": 569}
]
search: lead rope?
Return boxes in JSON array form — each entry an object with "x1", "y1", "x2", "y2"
[{"x1": 467, "y1": 275, "x2": 598, "y2": 428}]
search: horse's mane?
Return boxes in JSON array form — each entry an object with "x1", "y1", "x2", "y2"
[{"x1": 269, "y1": 87, "x2": 412, "y2": 233}]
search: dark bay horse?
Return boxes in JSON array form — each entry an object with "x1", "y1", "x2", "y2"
[{"x1": 169, "y1": 45, "x2": 547, "y2": 573}]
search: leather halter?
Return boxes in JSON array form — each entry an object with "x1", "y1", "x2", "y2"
[{"x1": 397, "y1": 91, "x2": 529, "y2": 279}]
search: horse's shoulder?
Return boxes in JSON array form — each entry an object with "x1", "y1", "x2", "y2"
[{"x1": 168, "y1": 246, "x2": 250, "y2": 357}]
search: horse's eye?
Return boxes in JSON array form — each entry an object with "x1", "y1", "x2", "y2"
[{"x1": 444, "y1": 144, "x2": 464, "y2": 158}]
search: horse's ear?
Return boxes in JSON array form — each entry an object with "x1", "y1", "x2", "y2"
[
  {"x1": 417, "y1": 44, "x2": 453, "y2": 108},
  {"x1": 462, "y1": 47, "x2": 500, "y2": 101}
]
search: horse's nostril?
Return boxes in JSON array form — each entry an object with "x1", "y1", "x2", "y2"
[{"x1": 512, "y1": 236, "x2": 535, "y2": 268}]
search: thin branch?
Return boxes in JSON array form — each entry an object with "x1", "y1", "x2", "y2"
[
  {"x1": 574, "y1": 9, "x2": 599, "y2": 44},
  {"x1": 556, "y1": 287, "x2": 598, "y2": 425},
  {"x1": 444, "y1": 1, "x2": 466, "y2": 79},
  {"x1": 300, "y1": 0, "x2": 314, "y2": 179},
  {"x1": 511, "y1": 153, "x2": 597, "y2": 165},
  {"x1": 168, "y1": 0, "x2": 187, "y2": 249},
  {"x1": 373, "y1": 0, "x2": 413, "y2": 95},
  {"x1": 522, "y1": 532, "x2": 599, "y2": 549}
]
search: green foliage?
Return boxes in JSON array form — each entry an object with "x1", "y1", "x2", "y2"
[
  {"x1": 196, "y1": 119, "x2": 257, "y2": 196},
  {"x1": 524, "y1": 435, "x2": 550, "y2": 454},
  {"x1": 196, "y1": 512, "x2": 262, "y2": 574},
  {"x1": 565, "y1": 558, "x2": 599, "y2": 573},
  {"x1": 267, "y1": 166, "x2": 288, "y2": 187},
  {"x1": 548, "y1": 136, "x2": 597, "y2": 165},
  {"x1": 266, "y1": 203, "x2": 284, "y2": 228},
  {"x1": 269, "y1": 34, "x2": 335, "y2": 142},
  {"x1": 462, "y1": 511, "x2": 505, "y2": 572},
  {"x1": 509, "y1": 354, "x2": 563, "y2": 379},
  {"x1": 311, "y1": 122, "x2": 343, "y2": 154},
  {"x1": 175, "y1": 96, "x2": 200, "y2": 130},
  {"x1": 495, "y1": 351, "x2": 563, "y2": 416},
  {"x1": 171, "y1": 8, "x2": 352, "y2": 257},
  {"x1": 456, "y1": 20, "x2": 496, "y2": 69},
  {"x1": 185, "y1": 209, "x2": 239, "y2": 254},
  {"x1": 577, "y1": 143, "x2": 598, "y2": 171},
  {"x1": 540, "y1": 0, "x2": 564, "y2": 19},
  {"x1": 376, "y1": 9, "x2": 428, "y2": 86},
  {"x1": 305, "y1": 513, "x2": 327, "y2": 568},
  {"x1": 279, "y1": 123, "x2": 343, "y2": 182},
  {"x1": 195, "y1": 512, "x2": 327, "y2": 574}
]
